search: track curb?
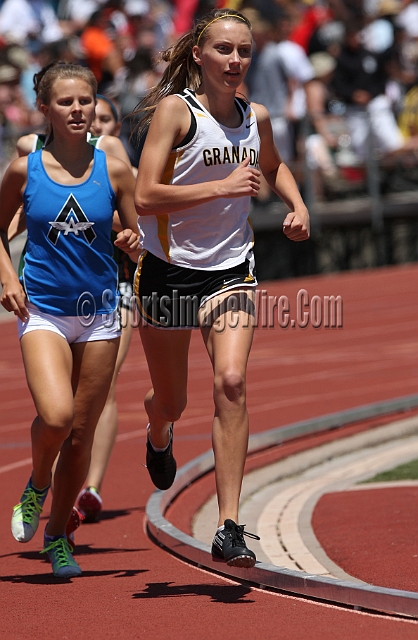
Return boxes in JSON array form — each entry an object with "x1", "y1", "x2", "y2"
[{"x1": 146, "y1": 394, "x2": 418, "y2": 617}]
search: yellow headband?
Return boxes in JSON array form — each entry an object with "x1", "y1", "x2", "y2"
[{"x1": 196, "y1": 14, "x2": 248, "y2": 45}]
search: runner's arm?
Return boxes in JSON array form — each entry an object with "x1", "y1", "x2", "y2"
[
  {"x1": 0, "y1": 158, "x2": 29, "y2": 319},
  {"x1": 253, "y1": 102, "x2": 310, "y2": 241}
]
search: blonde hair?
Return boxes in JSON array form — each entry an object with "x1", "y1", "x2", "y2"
[{"x1": 131, "y1": 8, "x2": 251, "y2": 139}]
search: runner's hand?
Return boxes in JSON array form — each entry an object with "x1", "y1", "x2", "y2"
[
  {"x1": 283, "y1": 208, "x2": 310, "y2": 242},
  {"x1": 114, "y1": 229, "x2": 139, "y2": 253},
  {"x1": 1, "y1": 279, "x2": 29, "y2": 320},
  {"x1": 222, "y1": 156, "x2": 260, "y2": 197}
]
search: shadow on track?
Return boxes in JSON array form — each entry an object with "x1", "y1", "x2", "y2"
[
  {"x1": 133, "y1": 581, "x2": 256, "y2": 604},
  {"x1": 0, "y1": 545, "x2": 149, "y2": 562},
  {"x1": 0, "y1": 568, "x2": 148, "y2": 585}
]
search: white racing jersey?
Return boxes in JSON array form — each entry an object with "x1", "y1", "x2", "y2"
[{"x1": 138, "y1": 88, "x2": 260, "y2": 270}]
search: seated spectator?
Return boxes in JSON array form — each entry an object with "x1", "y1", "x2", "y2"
[
  {"x1": 331, "y1": 20, "x2": 418, "y2": 160},
  {"x1": 305, "y1": 51, "x2": 365, "y2": 198},
  {"x1": 305, "y1": 53, "x2": 340, "y2": 184}
]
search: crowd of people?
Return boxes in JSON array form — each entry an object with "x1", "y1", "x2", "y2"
[
  {"x1": 0, "y1": 0, "x2": 416, "y2": 579},
  {"x1": 0, "y1": 0, "x2": 417, "y2": 198}
]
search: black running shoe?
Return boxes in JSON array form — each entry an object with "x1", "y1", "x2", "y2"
[
  {"x1": 146, "y1": 425, "x2": 177, "y2": 490},
  {"x1": 211, "y1": 519, "x2": 260, "y2": 568}
]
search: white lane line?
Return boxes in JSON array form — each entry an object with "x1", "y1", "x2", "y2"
[
  {"x1": 0, "y1": 457, "x2": 32, "y2": 474},
  {"x1": 0, "y1": 413, "x2": 213, "y2": 472}
]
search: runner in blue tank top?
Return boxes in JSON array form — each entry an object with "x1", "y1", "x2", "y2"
[
  {"x1": 10, "y1": 90, "x2": 138, "y2": 542},
  {"x1": 0, "y1": 62, "x2": 139, "y2": 578}
]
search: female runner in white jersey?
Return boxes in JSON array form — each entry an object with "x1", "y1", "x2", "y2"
[
  {"x1": 133, "y1": 8, "x2": 310, "y2": 567},
  {"x1": 0, "y1": 62, "x2": 139, "y2": 578}
]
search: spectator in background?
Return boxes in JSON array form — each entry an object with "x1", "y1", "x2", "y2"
[
  {"x1": 288, "y1": 0, "x2": 336, "y2": 53},
  {"x1": 171, "y1": 0, "x2": 219, "y2": 38},
  {"x1": 305, "y1": 51, "x2": 343, "y2": 195},
  {"x1": 361, "y1": 0, "x2": 401, "y2": 53},
  {"x1": 80, "y1": 7, "x2": 126, "y2": 94},
  {"x1": 0, "y1": 65, "x2": 32, "y2": 129},
  {"x1": 0, "y1": 57, "x2": 42, "y2": 172},
  {"x1": 56, "y1": 0, "x2": 107, "y2": 31},
  {"x1": 245, "y1": 8, "x2": 316, "y2": 201},
  {"x1": 171, "y1": 0, "x2": 199, "y2": 36},
  {"x1": 307, "y1": 17, "x2": 345, "y2": 57},
  {"x1": 384, "y1": 21, "x2": 418, "y2": 116},
  {"x1": 331, "y1": 20, "x2": 418, "y2": 161},
  {"x1": 19, "y1": 38, "x2": 83, "y2": 110},
  {"x1": 119, "y1": 46, "x2": 161, "y2": 165},
  {"x1": 0, "y1": 0, "x2": 64, "y2": 50},
  {"x1": 121, "y1": 0, "x2": 173, "y2": 62},
  {"x1": 395, "y1": 0, "x2": 418, "y2": 40},
  {"x1": 147, "y1": 0, "x2": 174, "y2": 53},
  {"x1": 0, "y1": 66, "x2": 23, "y2": 172},
  {"x1": 238, "y1": 7, "x2": 273, "y2": 95},
  {"x1": 121, "y1": 0, "x2": 152, "y2": 59},
  {"x1": 247, "y1": 10, "x2": 316, "y2": 166}
]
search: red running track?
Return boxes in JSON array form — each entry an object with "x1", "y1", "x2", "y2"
[
  {"x1": 312, "y1": 485, "x2": 418, "y2": 592},
  {"x1": 0, "y1": 264, "x2": 417, "y2": 638}
]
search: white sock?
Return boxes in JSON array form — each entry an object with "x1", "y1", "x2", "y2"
[{"x1": 147, "y1": 424, "x2": 171, "y2": 452}]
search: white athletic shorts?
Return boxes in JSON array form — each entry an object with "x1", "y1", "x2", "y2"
[{"x1": 17, "y1": 302, "x2": 121, "y2": 343}]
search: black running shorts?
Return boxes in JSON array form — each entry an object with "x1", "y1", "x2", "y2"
[{"x1": 134, "y1": 250, "x2": 257, "y2": 329}]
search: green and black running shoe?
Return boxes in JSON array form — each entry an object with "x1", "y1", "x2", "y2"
[
  {"x1": 11, "y1": 478, "x2": 49, "y2": 542},
  {"x1": 41, "y1": 536, "x2": 82, "y2": 578}
]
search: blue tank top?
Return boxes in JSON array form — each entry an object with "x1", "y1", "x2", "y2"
[{"x1": 21, "y1": 147, "x2": 118, "y2": 316}]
